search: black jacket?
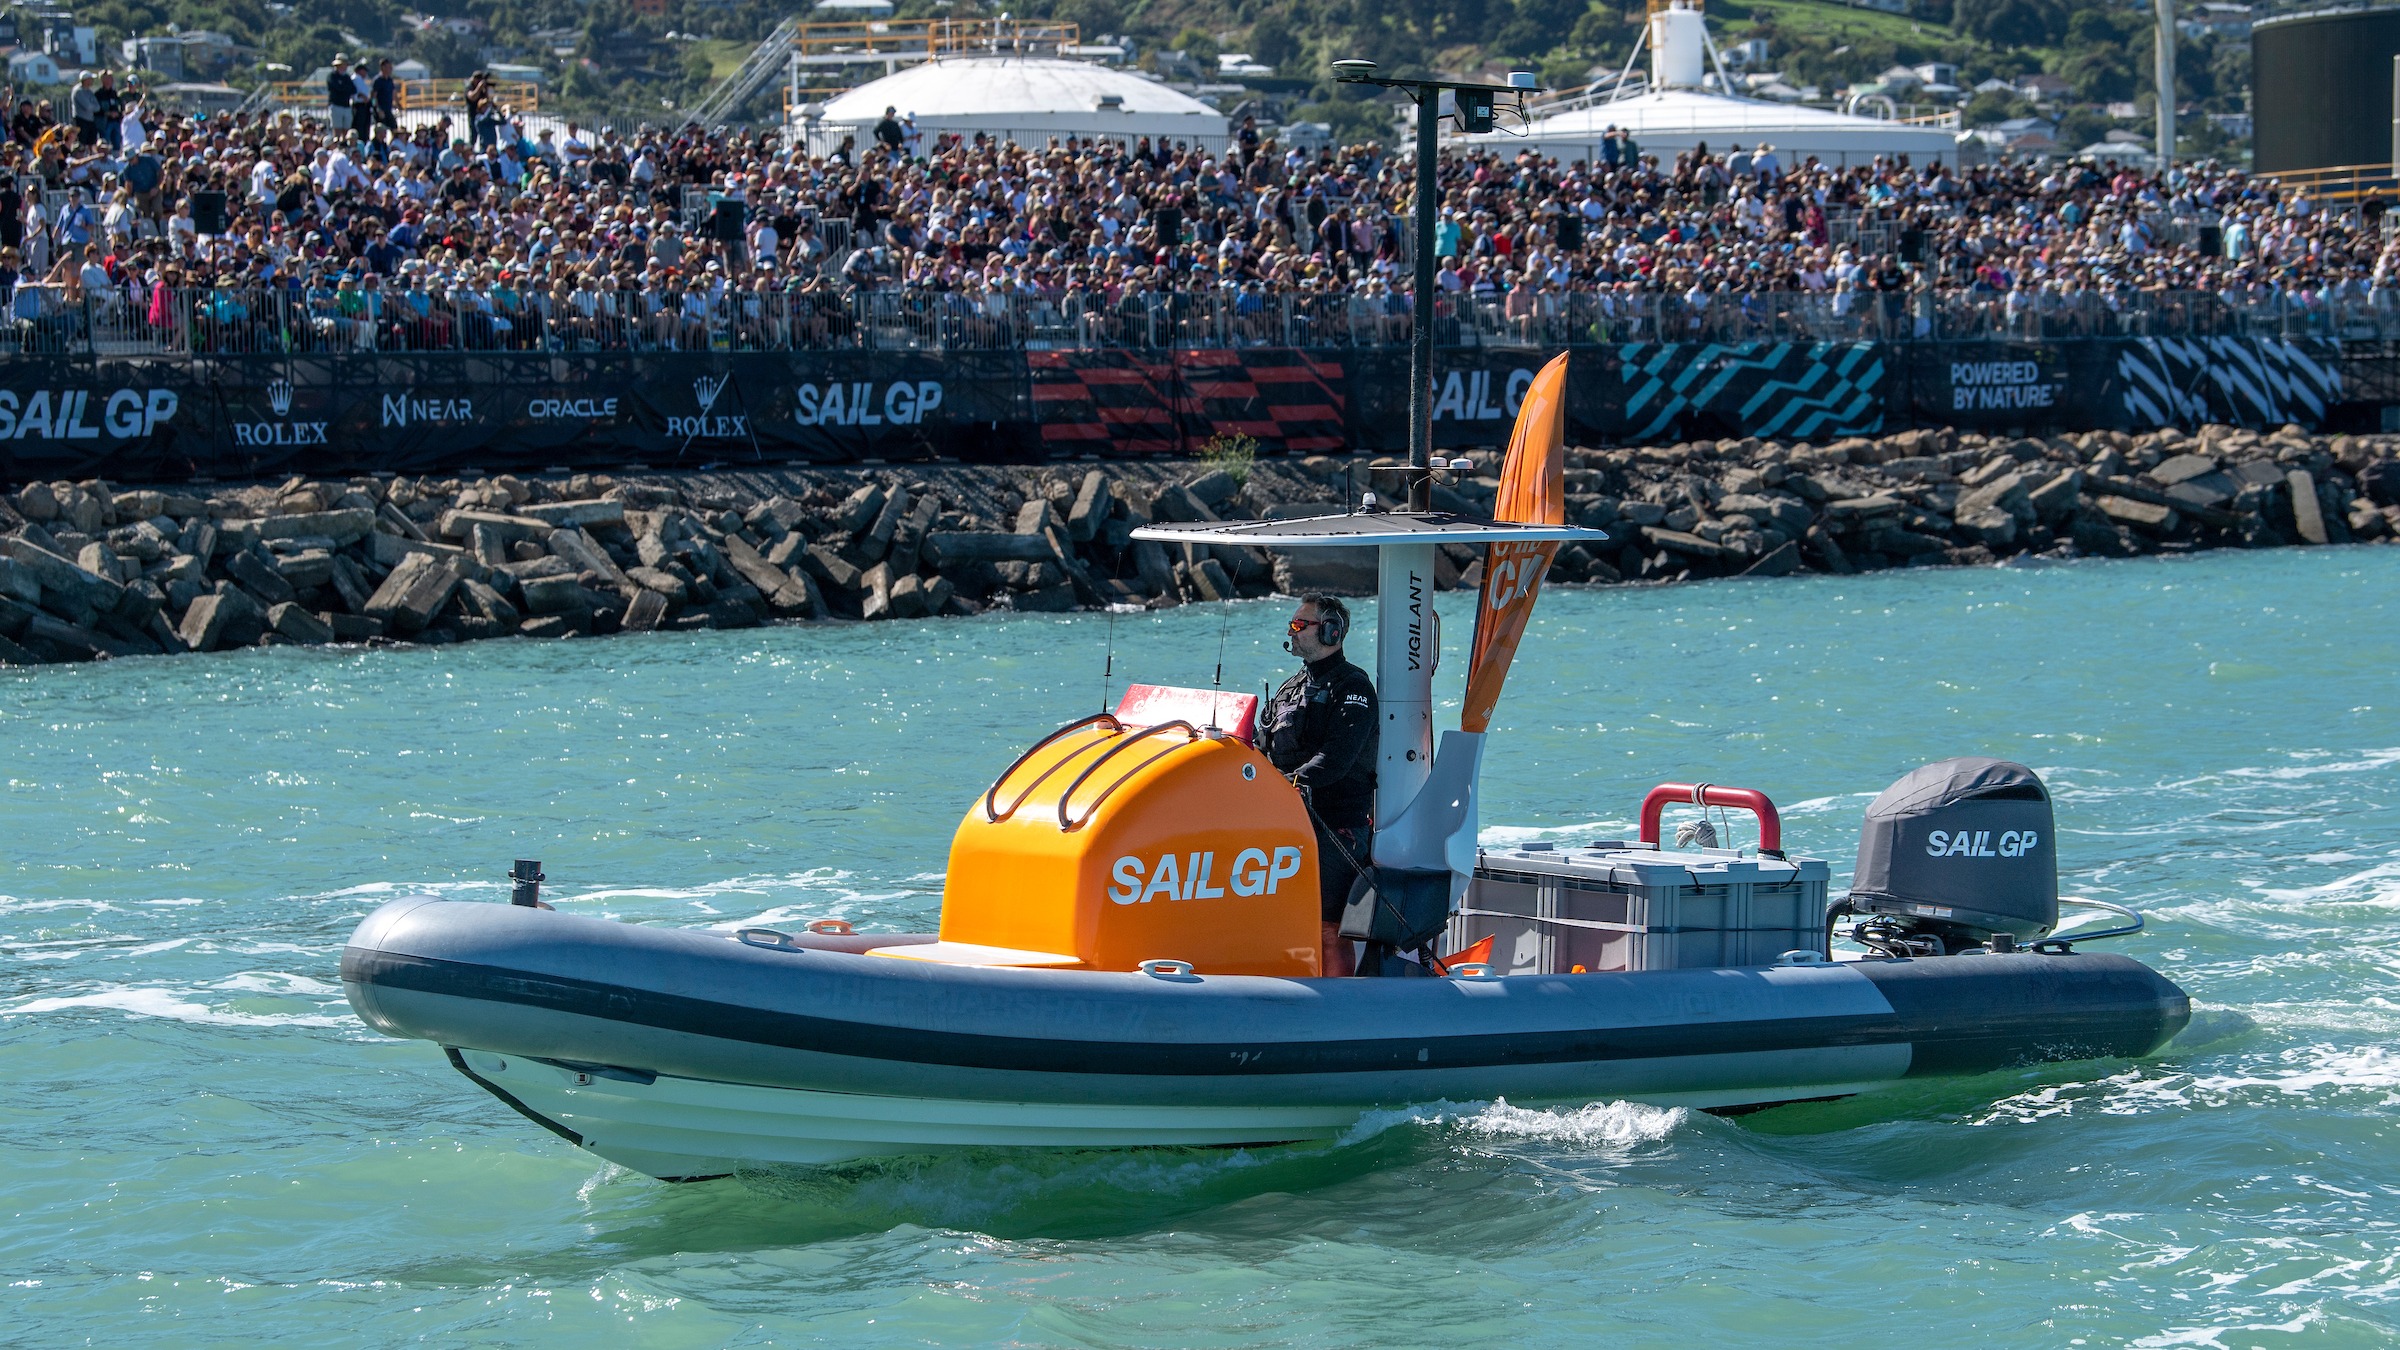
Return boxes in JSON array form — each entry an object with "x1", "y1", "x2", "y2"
[{"x1": 1261, "y1": 652, "x2": 1377, "y2": 828}]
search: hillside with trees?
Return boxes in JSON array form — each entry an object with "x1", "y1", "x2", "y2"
[{"x1": 75, "y1": 0, "x2": 2250, "y2": 160}]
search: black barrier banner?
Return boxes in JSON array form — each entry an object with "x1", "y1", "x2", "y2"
[
  {"x1": 1346, "y1": 346, "x2": 1565, "y2": 451},
  {"x1": 1899, "y1": 342, "x2": 2112, "y2": 435},
  {"x1": 1615, "y1": 342, "x2": 1887, "y2": 443},
  {"x1": 0, "y1": 338, "x2": 2366, "y2": 486},
  {"x1": 1030, "y1": 349, "x2": 1347, "y2": 456},
  {"x1": 2107, "y1": 336, "x2": 2344, "y2": 430}
]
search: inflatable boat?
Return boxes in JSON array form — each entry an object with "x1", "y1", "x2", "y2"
[{"x1": 341, "y1": 358, "x2": 2192, "y2": 1179}]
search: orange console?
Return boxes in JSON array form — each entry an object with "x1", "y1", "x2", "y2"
[{"x1": 870, "y1": 712, "x2": 1320, "y2": 976}]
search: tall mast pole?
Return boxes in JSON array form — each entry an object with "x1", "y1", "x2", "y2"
[{"x1": 1408, "y1": 89, "x2": 1439, "y2": 511}]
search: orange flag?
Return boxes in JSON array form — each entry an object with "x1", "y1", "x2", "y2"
[{"x1": 1461, "y1": 352, "x2": 1569, "y2": 735}]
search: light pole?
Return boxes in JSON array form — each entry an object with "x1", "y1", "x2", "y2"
[
  {"x1": 2155, "y1": 0, "x2": 2176, "y2": 172},
  {"x1": 1331, "y1": 59, "x2": 1537, "y2": 510}
]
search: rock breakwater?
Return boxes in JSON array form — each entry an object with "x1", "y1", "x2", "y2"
[{"x1": 0, "y1": 425, "x2": 2394, "y2": 666}]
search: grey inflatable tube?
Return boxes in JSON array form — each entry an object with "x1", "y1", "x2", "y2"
[{"x1": 345, "y1": 898, "x2": 2188, "y2": 1117}]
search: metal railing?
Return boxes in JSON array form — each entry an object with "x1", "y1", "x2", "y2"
[
  {"x1": 261, "y1": 77, "x2": 542, "y2": 114},
  {"x1": 2255, "y1": 162, "x2": 2398, "y2": 204},
  {"x1": 5, "y1": 282, "x2": 2394, "y2": 359}
]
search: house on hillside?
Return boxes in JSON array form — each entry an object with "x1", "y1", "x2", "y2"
[
  {"x1": 2178, "y1": 3, "x2": 2251, "y2": 38},
  {"x1": 7, "y1": 48, "x2": 60, "y2": 84},
  {"x1": 2014, "y1": 73, "x2": 2070, "y2": 101}
]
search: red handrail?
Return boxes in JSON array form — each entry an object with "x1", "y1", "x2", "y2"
[{"x1": 1639, "y1": 782, "x2": 1783, "y2": 856}]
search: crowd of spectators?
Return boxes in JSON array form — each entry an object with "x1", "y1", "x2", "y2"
[{"x1": 0, "y1": 76, "x2": 2391, "y2": 355}]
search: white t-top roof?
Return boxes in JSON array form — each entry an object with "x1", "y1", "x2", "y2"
[
  {"x1": 820, "y1": 56, "x2": 1226, "y2": 139},
  {"x1": 1475, "y1": 89, "x2": 1962, "y2": 166}
]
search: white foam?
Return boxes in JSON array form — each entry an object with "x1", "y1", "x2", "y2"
[
  {"x1": 2, "y1": 985, "x2": 351, "y2": 1028},
  {"x1": 2221, "y1": 747, "x2": 2400, "y2": 782},
  {"x1": 1340, "y1": 1097, "x2": 1687, "y2": 1149},
  {"x1": 2258, "y1": 861, "x2": 2400, "y2": 908}
]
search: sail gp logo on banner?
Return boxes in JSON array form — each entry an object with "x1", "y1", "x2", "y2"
[
  {"x1": 233, "y1": 378, "x2": 330, "y2": 447},
  {"x1": 0, "y1": 387, "x2": 178, "y2": 440},
  {"x1": 1433, "y1": 368, "x2": 1534, "y2": 422},
  {"x1": 668, "y1": 374, "x2": 748, "y2": 438},
  {"x1": 795, "y1": 380, "x2": 943, "y2": 427}
]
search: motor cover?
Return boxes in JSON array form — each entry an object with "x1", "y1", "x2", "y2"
[{"x1": 1849, "y1": 758, "x2": 2057, "y2": 943}]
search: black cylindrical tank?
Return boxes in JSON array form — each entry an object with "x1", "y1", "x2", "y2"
[{"x1": 2252, "y1": 7, "x2": 2400, "y2": 174}]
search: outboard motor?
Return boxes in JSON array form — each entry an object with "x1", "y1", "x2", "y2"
[{"x1": 1845, "y1": 758, "x2": 2057, "y2": 952}]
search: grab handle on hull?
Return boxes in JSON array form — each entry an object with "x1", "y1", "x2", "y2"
[
  {"x1": 736, "y1": 927, "x2": 804, "y2": 951},
  {"x1": 1138, "y1": 958, "x2": 1198, "y2": 979},
  {"x1": 1639, "y1": 783, "x2": 1784, "y2": 858},
  {"x1": 1446, "y1": 961, "x2": 1501, "y2": 980}
]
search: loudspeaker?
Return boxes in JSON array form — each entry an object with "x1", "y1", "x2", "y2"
[
  {"x1": 1898, "y1": 226, "x2": 1925, "y2": 263},
  {"x1": 711, "y1": 198, "x2": 745, "y2": 242},
  {"x1": 2198, "y1": 223, "x2": 2223, "y2": 256},
  {"x1": 191, "y1": 189, "x2": 228, "y2": 235}
]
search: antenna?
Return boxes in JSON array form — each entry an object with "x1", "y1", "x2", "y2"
[
  {"x1": 1208, "y1": 600, "x2": 1232, "y2": 732},
  {"x1": 1099, "y1": 605, "x2": 1117, "y2": 713}
]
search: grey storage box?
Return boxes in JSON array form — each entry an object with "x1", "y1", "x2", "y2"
[{"x1": 1446, "y1": 840, "x2": 1832, "y2": 974}]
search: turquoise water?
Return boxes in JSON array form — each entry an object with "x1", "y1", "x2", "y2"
[{"x1": 4, "y1": 547, "x2": 2397, "y2": 1347}]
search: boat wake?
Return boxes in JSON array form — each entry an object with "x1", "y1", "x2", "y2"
[{"x1": 1339, "y1": 1097, "x2": 1689, "y2": 1151}]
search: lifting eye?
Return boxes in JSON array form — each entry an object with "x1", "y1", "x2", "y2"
[{"x1": 1242, "y1": 764, "x2": 1257, "y2": 781}]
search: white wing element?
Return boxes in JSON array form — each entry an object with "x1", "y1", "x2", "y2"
[{"x1": 1372, "y1": 730, "x2": 1485, "y2": 891}]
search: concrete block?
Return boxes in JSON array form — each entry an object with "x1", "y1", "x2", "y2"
[
  {"x1": 0, "y1": 557, "x2": 37, "y2": 606},
  {"x1": 274, "y1": 549, "x2": 336, "y2": 591},
  {"x1": 365, "y1": 531, "x2": 467, "y2": 569},
  {"x1": 456, "y1": 579, "x2": 520, "y2": 626},
  {"x1": 924, "y1": 532, "x2": 1052, "y2": 568},
  {"x1": 1068, "y1": 471, "x2": 1114, "y2": 542},
  {"x1": 1741, "y1": 541, "x2": 1801, "y2": 577},
  {"x1": 2096, "y1": 494, "x2": 2178, "y2": 532},
  {"x1": 722, "y1": 534, "x2": 812, "y2": 612},
  {"x1": 224, "y1": 546, "x2": 299, "y2": 606},
  {"x1": 1, "y1": 536, "x2": 123, "y2": 614},
  {"x1": 622, "y1": 589, "x2": 669, "y2": 632},
  {"x1": 325, "y1": 612, "x2": 384, "y2": 642},
  {"x1": 255, "y1": 508, "x2": 377, "y2": 545},
  {"x1": 627, "y1": 567, "x2": 690, "y2": 604},
  {"x1": 518, "y1": 499, "x2": 625, "y2": 529},
  {"x1": 521, "y1": 574, "x2": 613, "y2": 616},
  {"x1": 859, "y1": 561, "x2": 895, "y2": 620},
  {"x1": 547, "y1": 526, "x2": 632, "y2": 591},
  {"x1": 2287, "y1": 470, "x2": 2328, "y2": 544},
  {"x1": 438, "y1": 509, "x2": 553, "y2": 544},
  {"x1": 835, "y1": 484, "x2": 885, "y2": 533},
  {"x1": 2149, "y1": 452, "x2": 2220, "y2": 486},
  {"x1": 267, "y1": 601, "x2": 335, "y2": 645}
]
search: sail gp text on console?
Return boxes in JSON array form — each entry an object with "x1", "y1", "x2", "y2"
[{"x1": 795, "y1": 380, "x2": 943, "y2": 427}]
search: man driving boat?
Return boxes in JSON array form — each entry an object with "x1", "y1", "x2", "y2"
[{"x1": 1259, "y1": 595, "x2": 1378, "y2": 977}]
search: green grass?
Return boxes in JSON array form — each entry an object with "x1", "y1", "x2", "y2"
[
  {"x1": 1712, "y1": 0, "x2": 1960, "y2": 47},
  {"x1": 695, "y1": 38, "x2": 754, "y2": 81}
]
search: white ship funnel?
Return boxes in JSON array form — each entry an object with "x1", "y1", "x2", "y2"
[{"x1": 1650, "y1": 0, "x2": 1709, "y2": 89}]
